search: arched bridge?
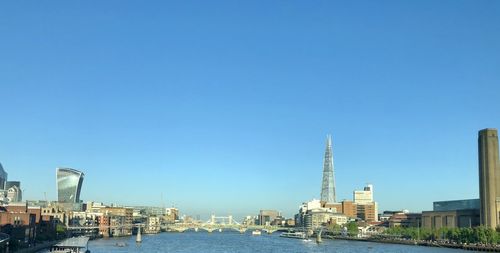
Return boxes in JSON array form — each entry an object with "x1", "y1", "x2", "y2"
[{"x1": 165, "y1": 215, "x2": 281, "y2": 234}]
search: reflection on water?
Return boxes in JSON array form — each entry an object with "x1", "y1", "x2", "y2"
[{"x1": 43, "y1": 231, "x2": 469, "y2": 253}]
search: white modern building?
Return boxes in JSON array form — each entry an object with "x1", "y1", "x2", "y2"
[
  {"x1": 297, "y1": 199, "x2": 348, "y2": 229},
  {"x1": 353, "y1": 184, "x2": 374, "y2": 204},
  {"x1": 7, "y1": 185, "x2": 22, "y2": 202}
]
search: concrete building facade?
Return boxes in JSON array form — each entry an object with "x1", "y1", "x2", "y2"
[
  {"x1": 388, "y1": 212, "x2": 421, "y2": 228},
  {"x1": 357, "y1": 202, "x2": 377, "y2": 222},
  {"x1": 353, "y1": 184, "x2": 374, "y2": 204},
  {"x1": 478, "y1": 128, "x2": 500, "y2": 228},
  {"x1": 145, "y1": 216, "x2": 161, "y2": 234},
  {"x1": 258, "y1": 210, "x2": 280, "y2": 226},
  {"x1": 102, "y1": 207, "x2": 133, "y2": 236},
  {"x1": 422, "y1": 209, "x2": 479, "y2": 229}
]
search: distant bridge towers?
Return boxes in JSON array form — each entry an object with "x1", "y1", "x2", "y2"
[{"x1": 208, "y1": 215, "x2": 235, "y2": 225}]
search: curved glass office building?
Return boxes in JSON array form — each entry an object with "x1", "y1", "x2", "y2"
[{"x1": 56, "y1": 167, "x2": 84, "y2": 203}]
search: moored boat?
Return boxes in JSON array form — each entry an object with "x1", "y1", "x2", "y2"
[
  {"x1": 50, "y1": 236, "x2": 90, "y2": 253},
  {"x1": 252, "y1": 230, "x2": 262, "y2": 235},
  {"x1": 280, "y1": 231, "x2": 307, "y2": 239}
]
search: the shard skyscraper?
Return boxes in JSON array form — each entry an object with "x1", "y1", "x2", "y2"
[{"x1": 321, "y1": 135, "x2": 336, "y2": 203}]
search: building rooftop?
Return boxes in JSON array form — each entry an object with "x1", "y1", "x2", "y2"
[
  {"x1": 479, "y1": 128, "x2": 498, "y2": 134},
  {"x1": 57, "y1": 167, "x2": 85, "y2": 176},
  {"x1": 55, "y1": 236, "x2": 89, "y2": 248}
]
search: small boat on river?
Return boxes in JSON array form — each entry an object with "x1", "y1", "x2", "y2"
[
  {"x1": 280, "y1": 231, "x2": 307, "y2": 239},
  {"x1": 252, "y1": 230, "x2": 262, "y2": 235}
]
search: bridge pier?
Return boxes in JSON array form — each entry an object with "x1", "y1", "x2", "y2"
[
  {"x1": 136, "y1": 226, "x2": 142, "y2": 243},
  {"x1": 316, "y1": 230, "x2": 323, "y2": 244}
]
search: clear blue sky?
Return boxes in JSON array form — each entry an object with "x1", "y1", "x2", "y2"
[{"x1": 1, "y1": 1, "x2": 499, "y2": 219}]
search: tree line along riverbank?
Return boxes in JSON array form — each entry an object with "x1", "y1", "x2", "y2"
[{"x1": 326, "y1": 223, "x2": 500, "y2": 252}]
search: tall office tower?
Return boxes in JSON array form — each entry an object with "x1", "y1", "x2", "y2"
[
  {"x1": 321, "y1": 135, "x2": 336, "y2": 203},
  {"x1": 0, "y1": 163, "x2": 7, "y2": 190},
  {"x1": 56, "y1": 167, "x2": 85, "y2": 203},
  {"x1": 478, "y1": 128, "x2": 500, "y2": 228}
]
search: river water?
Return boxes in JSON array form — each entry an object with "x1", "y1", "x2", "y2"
[{"x1": 74, "y1": 231, "x2": 469, "y2": 253}]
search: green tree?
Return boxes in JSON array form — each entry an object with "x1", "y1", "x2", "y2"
[
  {"x1": 56, "y1": 223, "x2": 67, "y2": 238},
  {"x1": 383, "y1": 226, "x2": 500, "y2": 244},
  {"x1": 328, "y1": 223, "x2": 342, "y2": 234},
  {"x1": 345, "y1": 222, "x2": 358, "y2": 237},
  {"x1": 459, "y1": 227, "x2": 474, "y2": 243},
  {"x1": 474, "y1": 226, "x2": 488, "y2": 244},
  {"x1": 484, "y1": 227, "x2": 497, "y2": 244},
  {"x1": 447, "y1": 227, "x2": 460, "y2": 242}
]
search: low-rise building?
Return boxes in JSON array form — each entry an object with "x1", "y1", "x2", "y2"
[
  {"x1": 101, "y1": 207, "x2": 133, "y2": 236},
  {"x1": 309, "y1": 209, "x2": 348, "y2": 227},
  {"x1": 421, "y1": 209, "x2": 479, "y2": 229},
  {"x1": 41, "y1": 204, "x2": 66, "y2": 224},
  {"x1": 145, "y1": 216, "x2": 160, "y2": 234},
  {"x1": 258, "y1": 210, "x2": 280, "y2": 226},
  {"x1": 0, "y1": 204, "x2": 40, "y2": 248},
  {"x1": 285, "y1": 218, "x2": 295, "y2": 227},
  {"x1": 297, "y1": 199, "x2": 349, "y2": 229},
  {"x1": 421, "y1": 199, "x2": 480, "y2": 229},
  {"x1": 388, "y1": 212, "x2": 421, "y2": 228},
  {"x1": 66, "y1": 211, "x2": 100, "y2": 238},
  {"x1": 242, "y1": 216, "x2": 256, "y2": 226},
  {"x1": 164, "y1": 208, "x2": 179, "y2": 224},
  {"x1": 98, "y1": 215, "x2": 110, "y2": 237}
]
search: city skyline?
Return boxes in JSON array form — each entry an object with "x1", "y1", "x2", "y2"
[
  {"x1": 1, "y1": 1, "x2": 500, "y2": 218},
  {"x1": 0, "y1": 129, "x2": 494, "y2": 218}
]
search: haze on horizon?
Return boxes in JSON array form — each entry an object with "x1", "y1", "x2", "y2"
[{"x1": 1, "y1": 1, "x2": 499, "y2": 219}]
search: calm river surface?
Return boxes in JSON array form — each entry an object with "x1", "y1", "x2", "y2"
[{"x1": 76, "y1": 231, "x2": 470, "y2": 253}]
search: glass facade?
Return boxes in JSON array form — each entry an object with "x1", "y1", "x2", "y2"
[
  {"x1": 0, "y1": 163, "x2": 7, "y2": 190},
  {"x1": 433, "y1": 199, "x2": 480, "y2": 212},
  {"x1": 6, "y1": 181, "x2": 20, "y2": 189},
  {"x1": 321, "y1": 135, "x2": 336, "y2": 203},
  {"x1": 57, "y1": 167, "x2": 84, "y2": 203}
]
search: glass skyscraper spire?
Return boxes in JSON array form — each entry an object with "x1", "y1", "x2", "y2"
[{"x1": 321, "y1": 135, "x2": 336, "y2": 203}]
